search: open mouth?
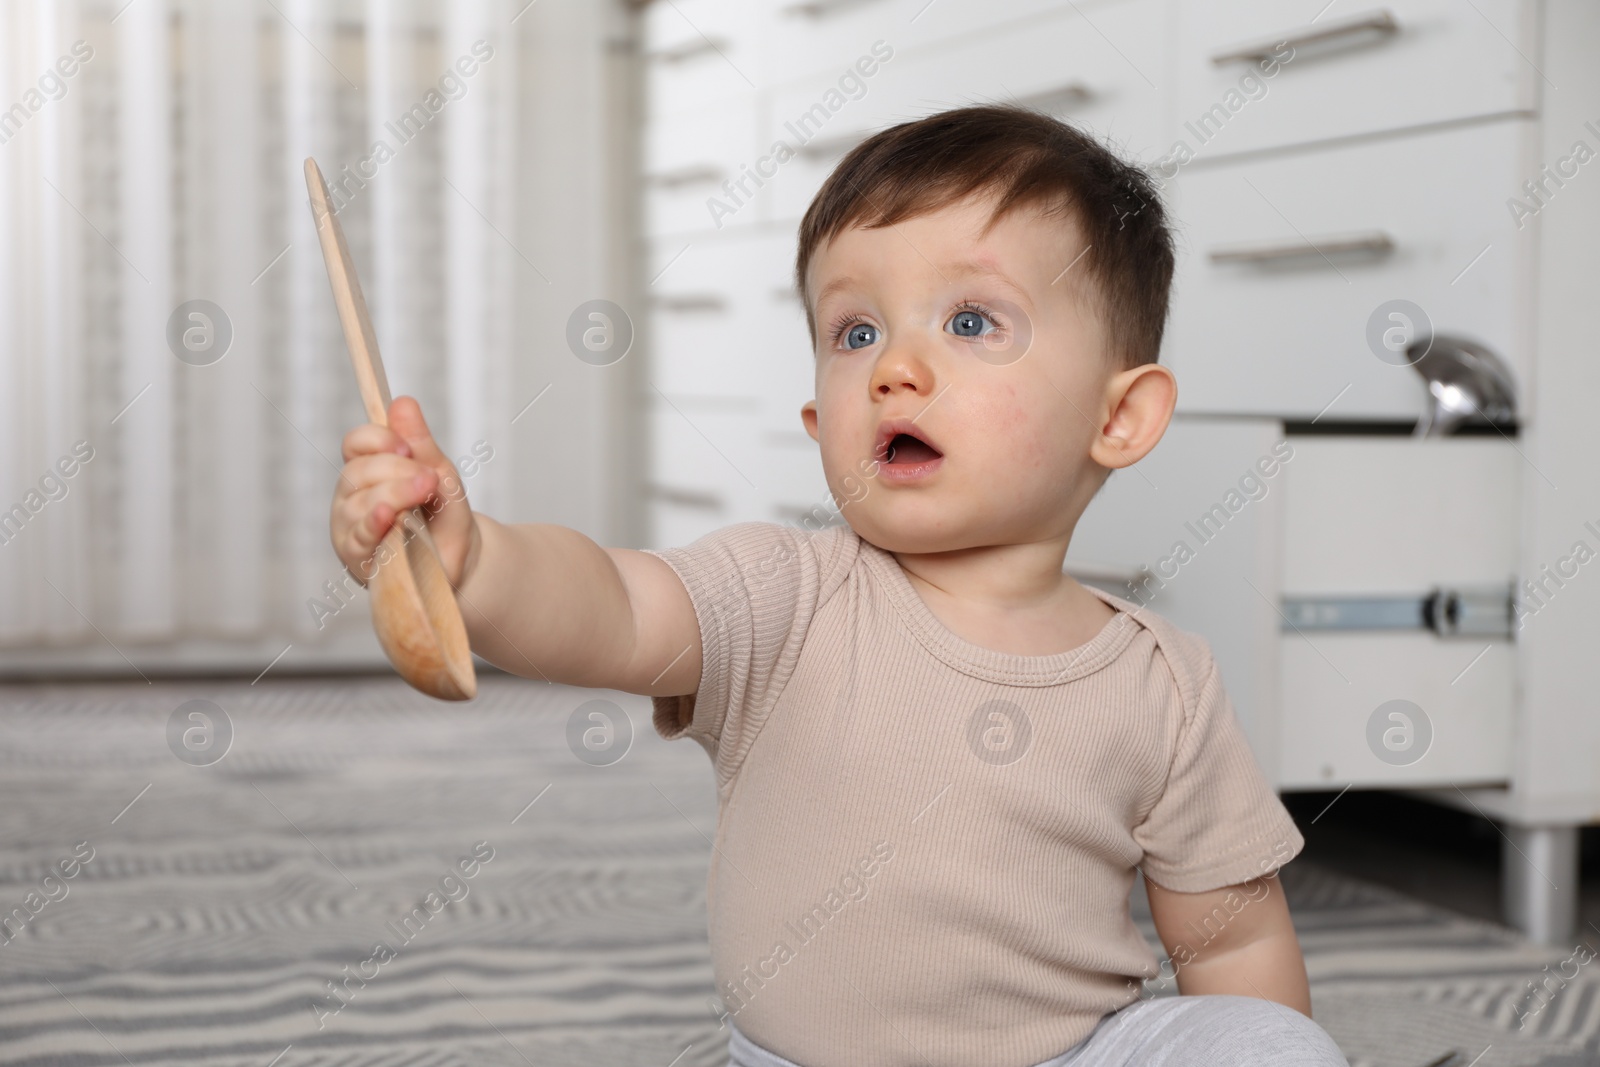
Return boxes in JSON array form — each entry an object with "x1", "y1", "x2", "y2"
[
  {"x1": 884, "y1": 432, "x2": 942, "y2": 465},
  {"x1": 875, "y1": 419, "x2": 945, "y2": 468}
]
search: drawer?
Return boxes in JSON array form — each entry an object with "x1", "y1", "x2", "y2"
[
  {"x1": 646, "y1": 0, "x2": 1098, "y2": 104},
  {"x1": 1163, "y1": 119, "x2": 1532, "y2": 420},
  {"x1": 1277, "y1": 633, "x2": 1513, "y2": 788},
  {"x1": 650, "y1": 496, "x2": 731, "y2": 554},
  {"x1": 1280, "y1": 437, "x2": 1519, "y2": 594},
  {"x1": 762, "y1": 0, "x2": 1171, "y2": 224},
  {"x1": 646, "y1": 407, "x2": 832, "y2": 546},
  {"x1": 643, "y1": 0, "x2": 764, "y2": 116},
  {"x1": 1276, "y1": 436, "x2": 1516, "y2": 789},
  {"x1": 750, "y1": 0, "x2": 1142, "y2": 89},
  {"x1": 646, "y1": 232, "x2": 814, "y2": 414},
  {"x1": 763, "y1": 435, "x2": 834, "y2": 525},
  {"x1": 1175, "y1": 0, "x2": 1534, "y2": 157},
  {"x1": 643, "y1": 102, "x2": 767, "y2": 238},
  {"x1": 647, "y1": 400, "x2": 765, "y2": 525}
]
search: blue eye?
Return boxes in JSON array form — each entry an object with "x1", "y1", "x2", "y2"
[
  {"x1": 947, "y1": 306, "x2": 997, "y2": 338},
  {"x1": 842, "y1": 323, "x2": 879, "y2": 350}
]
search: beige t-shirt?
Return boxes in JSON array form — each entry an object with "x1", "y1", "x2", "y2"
[{"x1": 646, "y1": 520, "x2": 1303, "y2": 1067}]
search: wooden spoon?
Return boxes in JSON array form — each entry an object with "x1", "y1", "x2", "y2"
[{"x1": 304, "y1": 157, "x2": 477, "y2": 701}]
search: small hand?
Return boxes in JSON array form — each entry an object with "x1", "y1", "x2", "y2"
[{"x1": 330, "y1": 395, "x2": 478, "y2": 587}]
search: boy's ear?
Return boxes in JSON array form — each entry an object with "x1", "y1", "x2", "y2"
[
  {"x1": 1089, "y1": 363, "x2": 1176, "y2": 470},
  {"x1": 800, "y1": 400, "x2": 820, "y2": 442}
]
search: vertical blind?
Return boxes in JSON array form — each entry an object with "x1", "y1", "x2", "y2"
[{"x1": 0, "y1": 0, "x2": 525, "y2": 661}]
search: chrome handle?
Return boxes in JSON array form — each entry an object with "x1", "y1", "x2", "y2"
[
  {"x1": 1211, "y1": 9, "x2": 1399, "y2": 65},
  {"x1": 649, "y1": 37, "x2": 729, "y2": 64},
  {"x1": 646, "y1": 165, "x2": 724, "y2": 190},
  {"x1": 653, "y1": 293, "x2": 728, "y2": 313},
  {"x1": 1407, "y1": 335, "x2": 1518, "y2": 437},
  {"x1": 1012, "y1": 82, "x2": 1095, "y2": 114},
  {"x1": 797, "y1": 129, "x2": 872, "y2": 161},
  {"x1": 774, "y1": 502, "x2": 845, "y2": 527},
  {"x1": 648, "y1": 485, "x2": 724, "y2": 511},
  {"x1": 1209, "y1": 230, "x2": 1394, "y2": 266},
  {"x1": 784, "y1": 0, "x2": 885, "y2": 16},
  {"x1": 1062, "y1": 560, "x2": 1143, "y2": 588}
]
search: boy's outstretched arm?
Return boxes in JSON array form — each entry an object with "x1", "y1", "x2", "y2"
[
  {"x1": 330, "y1": 395, "x2": 701, "y2": 698},
  {"x1": 1144, "y1": 872, "x2": 1313, "y2": 1015},
  {"x1": 457, "y1": 514, "x2": 702, "y2": 696}
]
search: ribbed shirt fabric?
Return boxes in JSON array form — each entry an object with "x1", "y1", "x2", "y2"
[{"x1": 645, "y1": 520, "x2": 1303, "y2": 1067}]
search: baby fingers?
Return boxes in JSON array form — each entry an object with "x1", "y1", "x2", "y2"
[{"x1": 337, "y1": 470, "x2": 439, "y2": 565}]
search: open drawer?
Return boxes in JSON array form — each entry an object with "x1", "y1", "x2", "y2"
[{"x1": 1275, "y1": 435, "x2": 1519, "y2": 788}]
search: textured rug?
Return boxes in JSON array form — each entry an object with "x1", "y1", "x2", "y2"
[{"x1": 0, "y1": 673, "x2": 1596, "y2": 1067}]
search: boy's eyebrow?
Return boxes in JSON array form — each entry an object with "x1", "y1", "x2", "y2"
[
  {"x1": 812, "y1": 275, "x2": 863, "y2": 309},
  {"x1": 812, "y1": 261, "x2": 1032, "y2": 309},
  {"x1": 947, "y1": 260, "x2": 1032, "y2": 301}
]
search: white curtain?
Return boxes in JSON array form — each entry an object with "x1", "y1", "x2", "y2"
[{"x1": 0, "y1": 0, "x2": 525, "y2": 667}]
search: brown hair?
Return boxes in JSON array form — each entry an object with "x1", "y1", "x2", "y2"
[{"x1": 794, "y1": 104, "x2": 1174, "y2": 367}]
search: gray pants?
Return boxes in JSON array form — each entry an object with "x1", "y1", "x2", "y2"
[{"x1": 727, "y1": 994, "x2": 1350, "y2": 1067}]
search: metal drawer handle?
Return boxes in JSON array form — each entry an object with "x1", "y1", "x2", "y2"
[
  {"x1": 784, "y1": 0, "x2": 885, "y2": 16},
  {"x1": 774, "y1": 502, "x2": 845, "y2": 527},
  {"x1": 1011, "y1": 82, "x2": 1095, "y2": 115},
  {"x1": 1063, "y1": 560, "x2": 1143, "y2": 587},
  {"x1": 1209, "y1": 230, "x2": 1394, "y2": 266},
  {"x1": 648, "y1": 484, "x2": 724, "y2": 511},
  {"x1": 1407, "y1": 335, "x2": 1518, "y2": 437},
  {"x1": 653, "y1": 293, "x2": 728, "y2": 313},
  {"x1": 649, "y1": 37, "x2": 729, "y2": 64},
  {"x1": 797, "y1": 130, "x2": 869, "y2": 161},
  {"x1": 1211, "y1": 9, "x2": 1399, "y2": 65},
  {"x1": 646, "y1": 165, "x2": 724, "y2": 190}
]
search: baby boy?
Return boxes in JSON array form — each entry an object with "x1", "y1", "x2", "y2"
[{"x1": 330, "y1": 104, "x2": 1348, "y2": 1067}]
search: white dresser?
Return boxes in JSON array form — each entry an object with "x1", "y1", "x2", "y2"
[{"x1": 633, "y1": 0, "x2": 1600, "y2": 943}]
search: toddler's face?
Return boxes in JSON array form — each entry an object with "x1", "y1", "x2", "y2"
[{"x1": 800, "y1": 192, "x2": 1118, "y2": 554}]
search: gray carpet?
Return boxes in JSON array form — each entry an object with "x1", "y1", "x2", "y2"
[{"x1": 0, "y1": 673, "x2": 1596, "y2": 1066}]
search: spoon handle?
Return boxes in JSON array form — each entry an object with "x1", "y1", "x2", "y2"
[{"x1": 304, "y1": 158, "x2": 392, "y2": 427}]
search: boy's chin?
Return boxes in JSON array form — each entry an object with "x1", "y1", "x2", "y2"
[
  {"x1": 842, "y1": 510, "x2": 988, "y2": 556},
  {"x1": 843, "y1": 497, "x2": 1078, "y2": 556}
]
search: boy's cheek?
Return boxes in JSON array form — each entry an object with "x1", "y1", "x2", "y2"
[{"x1": 968, "y1": 392, "x2": 1059, "y2": 471}]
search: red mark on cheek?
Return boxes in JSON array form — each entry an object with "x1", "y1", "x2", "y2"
[
  {"x1": 995, "y1": 398, "x2": 1059, "y2": 469},
  {"x1": 992, "y1": 398, "x2": 1029, "y2": 434}
]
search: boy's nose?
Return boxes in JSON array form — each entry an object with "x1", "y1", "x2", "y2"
[{"x1": 869, "y1": 343, "x2": 936, "y2": 398}]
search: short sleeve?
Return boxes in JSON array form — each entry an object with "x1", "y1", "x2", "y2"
[
  {"x1": 642, "y1": 521, "x2": 857, "y2": 789},
  {"x1": 1133, "y1": 637, "x2": 1304, "y2": 893}
]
